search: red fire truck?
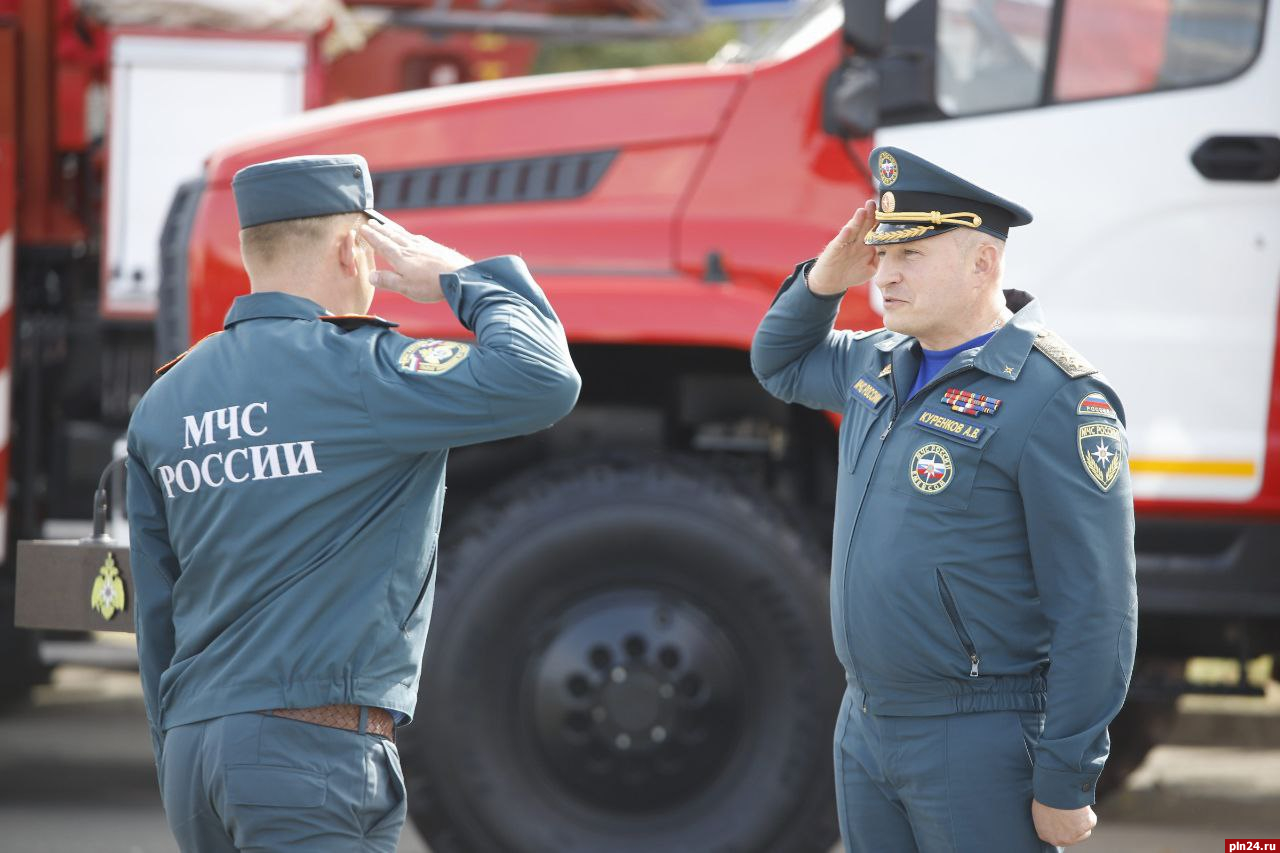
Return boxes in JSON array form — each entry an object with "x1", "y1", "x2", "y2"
[
  {"x1": 12, "y1": 0, "x2": 1280, "y2": 849},
  {"x1": 0, "y1": 0, "x2": 698, "y2": 690}
]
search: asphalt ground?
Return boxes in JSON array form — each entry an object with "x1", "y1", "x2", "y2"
[{"x1": 0, "y1": 650, "x2": 1277, "y2": 853}]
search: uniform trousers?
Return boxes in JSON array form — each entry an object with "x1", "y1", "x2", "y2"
[
  {"x1": 834, "y1": 686, "x2": 1063, "y2": 853},
  {"x1": 158, "y1": 710, "x2": 406, "y2": 852}
]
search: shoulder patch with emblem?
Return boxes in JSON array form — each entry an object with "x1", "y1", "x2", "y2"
[
  {"x1": 398, "y1": 339, "x2": 471, "y2": 375},
  {"x1": 1077, "y1": 392, "x2": 1117, "y2": 419},
  {"x1": 320, "y1": 313, "x2": 398, "y2": 332},
  {"x1": 1078, "y1": 422, "x2": 1124, "y2": 492},
  {"x1": 1033, "y1": 329, "x2": 1097, "y2": 378},
  {"x1": 155, "y1": 331, "x2": 224, "y2": 377}
]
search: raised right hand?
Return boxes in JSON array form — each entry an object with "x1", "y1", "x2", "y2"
[
  {"x1": 807, "y1": 199, "x2": 879, "y2": 296},
  {"x1": 360, "y1": 218, "x2": 473, "y2": 304}
]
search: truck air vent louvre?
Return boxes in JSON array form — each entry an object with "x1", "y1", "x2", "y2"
[{"x1": 371, "y1": 150, "x2": 617, "y2": 210}]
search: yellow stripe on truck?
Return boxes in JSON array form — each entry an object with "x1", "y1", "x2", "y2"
[{"x1": 1129, "y1": 458, "x2": 1256, "y2": 477}]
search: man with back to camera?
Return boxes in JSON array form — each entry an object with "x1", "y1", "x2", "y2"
[
  {"x1": 126, "y1": 154, "x2": 580, "y2": 851},
  {"x1": 751, "y1": 147, "x2": 1137, "y2": 851}
]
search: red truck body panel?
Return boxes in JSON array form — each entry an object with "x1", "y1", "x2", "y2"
[{"x1": 181, "y1": 27, "x2": 1280, "y2": 523}]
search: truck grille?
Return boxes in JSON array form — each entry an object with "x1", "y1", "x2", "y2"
[{"x1": 371, "y1": 150, "x2": 616, "y2": 210}]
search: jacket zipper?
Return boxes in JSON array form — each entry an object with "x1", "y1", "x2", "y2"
[
  {"x1": 936, "y1": 569, "x2": 981, "y2": 677},
  {"x1": 843, "y1": 361, "x2": 983, "y2": 708},
  {"x1": 879, "y1": 363, "x2": 975, "y2": 442},
  {"x1": 841, "y1": 403, "x2": 895, "y2": 713}
]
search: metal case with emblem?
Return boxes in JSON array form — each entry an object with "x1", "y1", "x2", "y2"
[{"x1": 15, "y1": 542, "x2": 134, "y2": 633}]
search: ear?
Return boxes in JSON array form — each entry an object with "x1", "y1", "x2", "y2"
[
  {"x1": 338, "y1": 228, "x2": 360, "y2": 278},
  {"x1": 972, "y1": 241, "x2": 998, "y2": 279}
]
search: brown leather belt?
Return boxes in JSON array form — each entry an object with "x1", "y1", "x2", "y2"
[{"x1": 264, "y1": 704, "x2": 396, "y2": 743}]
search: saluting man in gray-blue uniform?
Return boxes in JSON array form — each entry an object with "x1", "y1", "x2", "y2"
[
  {"x1": 752, "y1": 148, "x2": 1137, "y2": 851},
  {"x1": 126, "y1": 154, "x2": 580, "y2": 852}
]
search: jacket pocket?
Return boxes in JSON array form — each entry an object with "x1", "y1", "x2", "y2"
[
  {"x1": 936, "y1": 568, "x2": 981, "y2": 678},
  {"x1": 890, "y1": 415, "x2": 998, "y2": 510},
  {"x1": 399, "y1": 543, "x2": 438, "y2": 632}
]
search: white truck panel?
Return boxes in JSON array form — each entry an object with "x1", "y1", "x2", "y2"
[
  {"x1": 103, "y1": 34, "x2": 307, "y2": 316},
  {"x1": 880, "y1": 4, "x2": 1279, "y2": 503}
]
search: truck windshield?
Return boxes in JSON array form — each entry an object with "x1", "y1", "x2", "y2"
[{"x1": 733, "y1": 0, "x2": 843, "y2": 62}]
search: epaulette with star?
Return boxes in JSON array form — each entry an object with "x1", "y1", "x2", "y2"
[
  {"x1": 1032, "y1": 329, "x2": 1096, "y2": 378},
  {"x1": 155, "y1": 331, "x2": 224, "y2": 377},
  {"x1": 850, "y1": 326, "x2": 886, "y2": 341},
  {"x1": 320, "y1": 313, "x2": 399, "y2": 331}
]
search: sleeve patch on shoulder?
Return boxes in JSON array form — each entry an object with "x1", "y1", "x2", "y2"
[
  {"x1": 1078, "y1": 422, "x2": 1124, "y2": 491},
  {"x1": 1077, "y1": 392, "x2": 1116, "y2": 419},
  {"x1": 398, "y1": 339, "x2": 471, "y2": 375}
]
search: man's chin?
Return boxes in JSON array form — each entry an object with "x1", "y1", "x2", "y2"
[{"x1": 882, "y1": 312, "x2": 915, "y2": 336}]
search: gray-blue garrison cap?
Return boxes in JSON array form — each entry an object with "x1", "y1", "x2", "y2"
[{"x1": 231, "y1": 154, "x2": 390, "y2": 229}]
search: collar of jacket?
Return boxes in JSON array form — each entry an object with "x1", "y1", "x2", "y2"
[
  {"x1": 224, "y1": 292, "x2": 333, "y2": 327},
  {"x1": 873, "y1": 289, "x2": 1043, "y2": 382}
]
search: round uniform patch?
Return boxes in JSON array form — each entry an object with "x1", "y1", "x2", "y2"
[
  {"x1": 398, "y1": 339, "x2": 471, "y2": 375},
  {"x1": 878, "y1": 151, "x2": 899, "y2": 186},
  {"x1": 910, "y1": 443, "x2": 953, "y2": 494},
  {"x1": 880, "y1": 191, "x2": 896, "y2": 212}
]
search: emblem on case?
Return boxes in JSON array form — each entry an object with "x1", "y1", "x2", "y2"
[{"x1": 90, "y1": 553, "x2": 126, "y2": 621}]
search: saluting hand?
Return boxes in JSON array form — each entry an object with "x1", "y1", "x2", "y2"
[
  {"x1": 1033, "y1": 800, "x2": 1098, "y2": 847},
  {"x1": 360, "y1": 218, "x2": 473, "y2": 304},
  {"x1": 807, "y1": 199, "x2": 879, "y2": 296}
]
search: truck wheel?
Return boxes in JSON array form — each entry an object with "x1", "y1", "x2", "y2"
[{"x1": 399, "y1": 455, "x2": 842, "y2": 853}]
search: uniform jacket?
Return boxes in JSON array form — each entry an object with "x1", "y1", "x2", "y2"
[
  {"x1": 751, "y1": 260, "x2": 1137, "y2": 810},
  {"x1": 127, "y1": 256, "x2": 580, "y2": 772}
]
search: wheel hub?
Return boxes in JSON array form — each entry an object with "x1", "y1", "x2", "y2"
[{"x1": 524, "y1": 589, "x2": 745, "y2": 811}]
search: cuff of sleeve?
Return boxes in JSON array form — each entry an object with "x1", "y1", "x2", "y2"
[
  {"x1": 798, "y1": 260, "x2": 846, "y2": 302},
  {"x1": 439, "y1": 261, "x2": 496, "y2": 332},
  {"x1": 1033, "y1": 763, "x2": 1100, "y2": 810},
  {"x1": 769, "y1": 259, "x2": 844, "y2": 309},
  {"x1": 441, "y1": 255, "x2": 529, "y2": 330}
]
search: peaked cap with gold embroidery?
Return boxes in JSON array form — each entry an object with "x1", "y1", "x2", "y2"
[{"x1": 866, "y1": 147, "x2": 1033, "y2": 246}]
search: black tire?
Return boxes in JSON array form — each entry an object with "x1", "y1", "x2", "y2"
[{"x1": 400, "y1": 454, "x2": 842, "y2": 853}]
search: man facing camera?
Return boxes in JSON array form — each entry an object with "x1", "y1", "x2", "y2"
[
  {"x1": 127, "y1": 154, "x2": 579, "y2": 852},
  {"x1": 751, "y1": 147, "x2": 1136, "y2": 851}
]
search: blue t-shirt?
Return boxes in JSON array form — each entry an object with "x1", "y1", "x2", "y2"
[{"x1": 908, "y1": 330, "x2": 997, "y2": 400}]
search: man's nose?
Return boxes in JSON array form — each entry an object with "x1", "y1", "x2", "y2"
[{"x1": 872, "y1": 265, "x2": 900, "y2": 289}]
